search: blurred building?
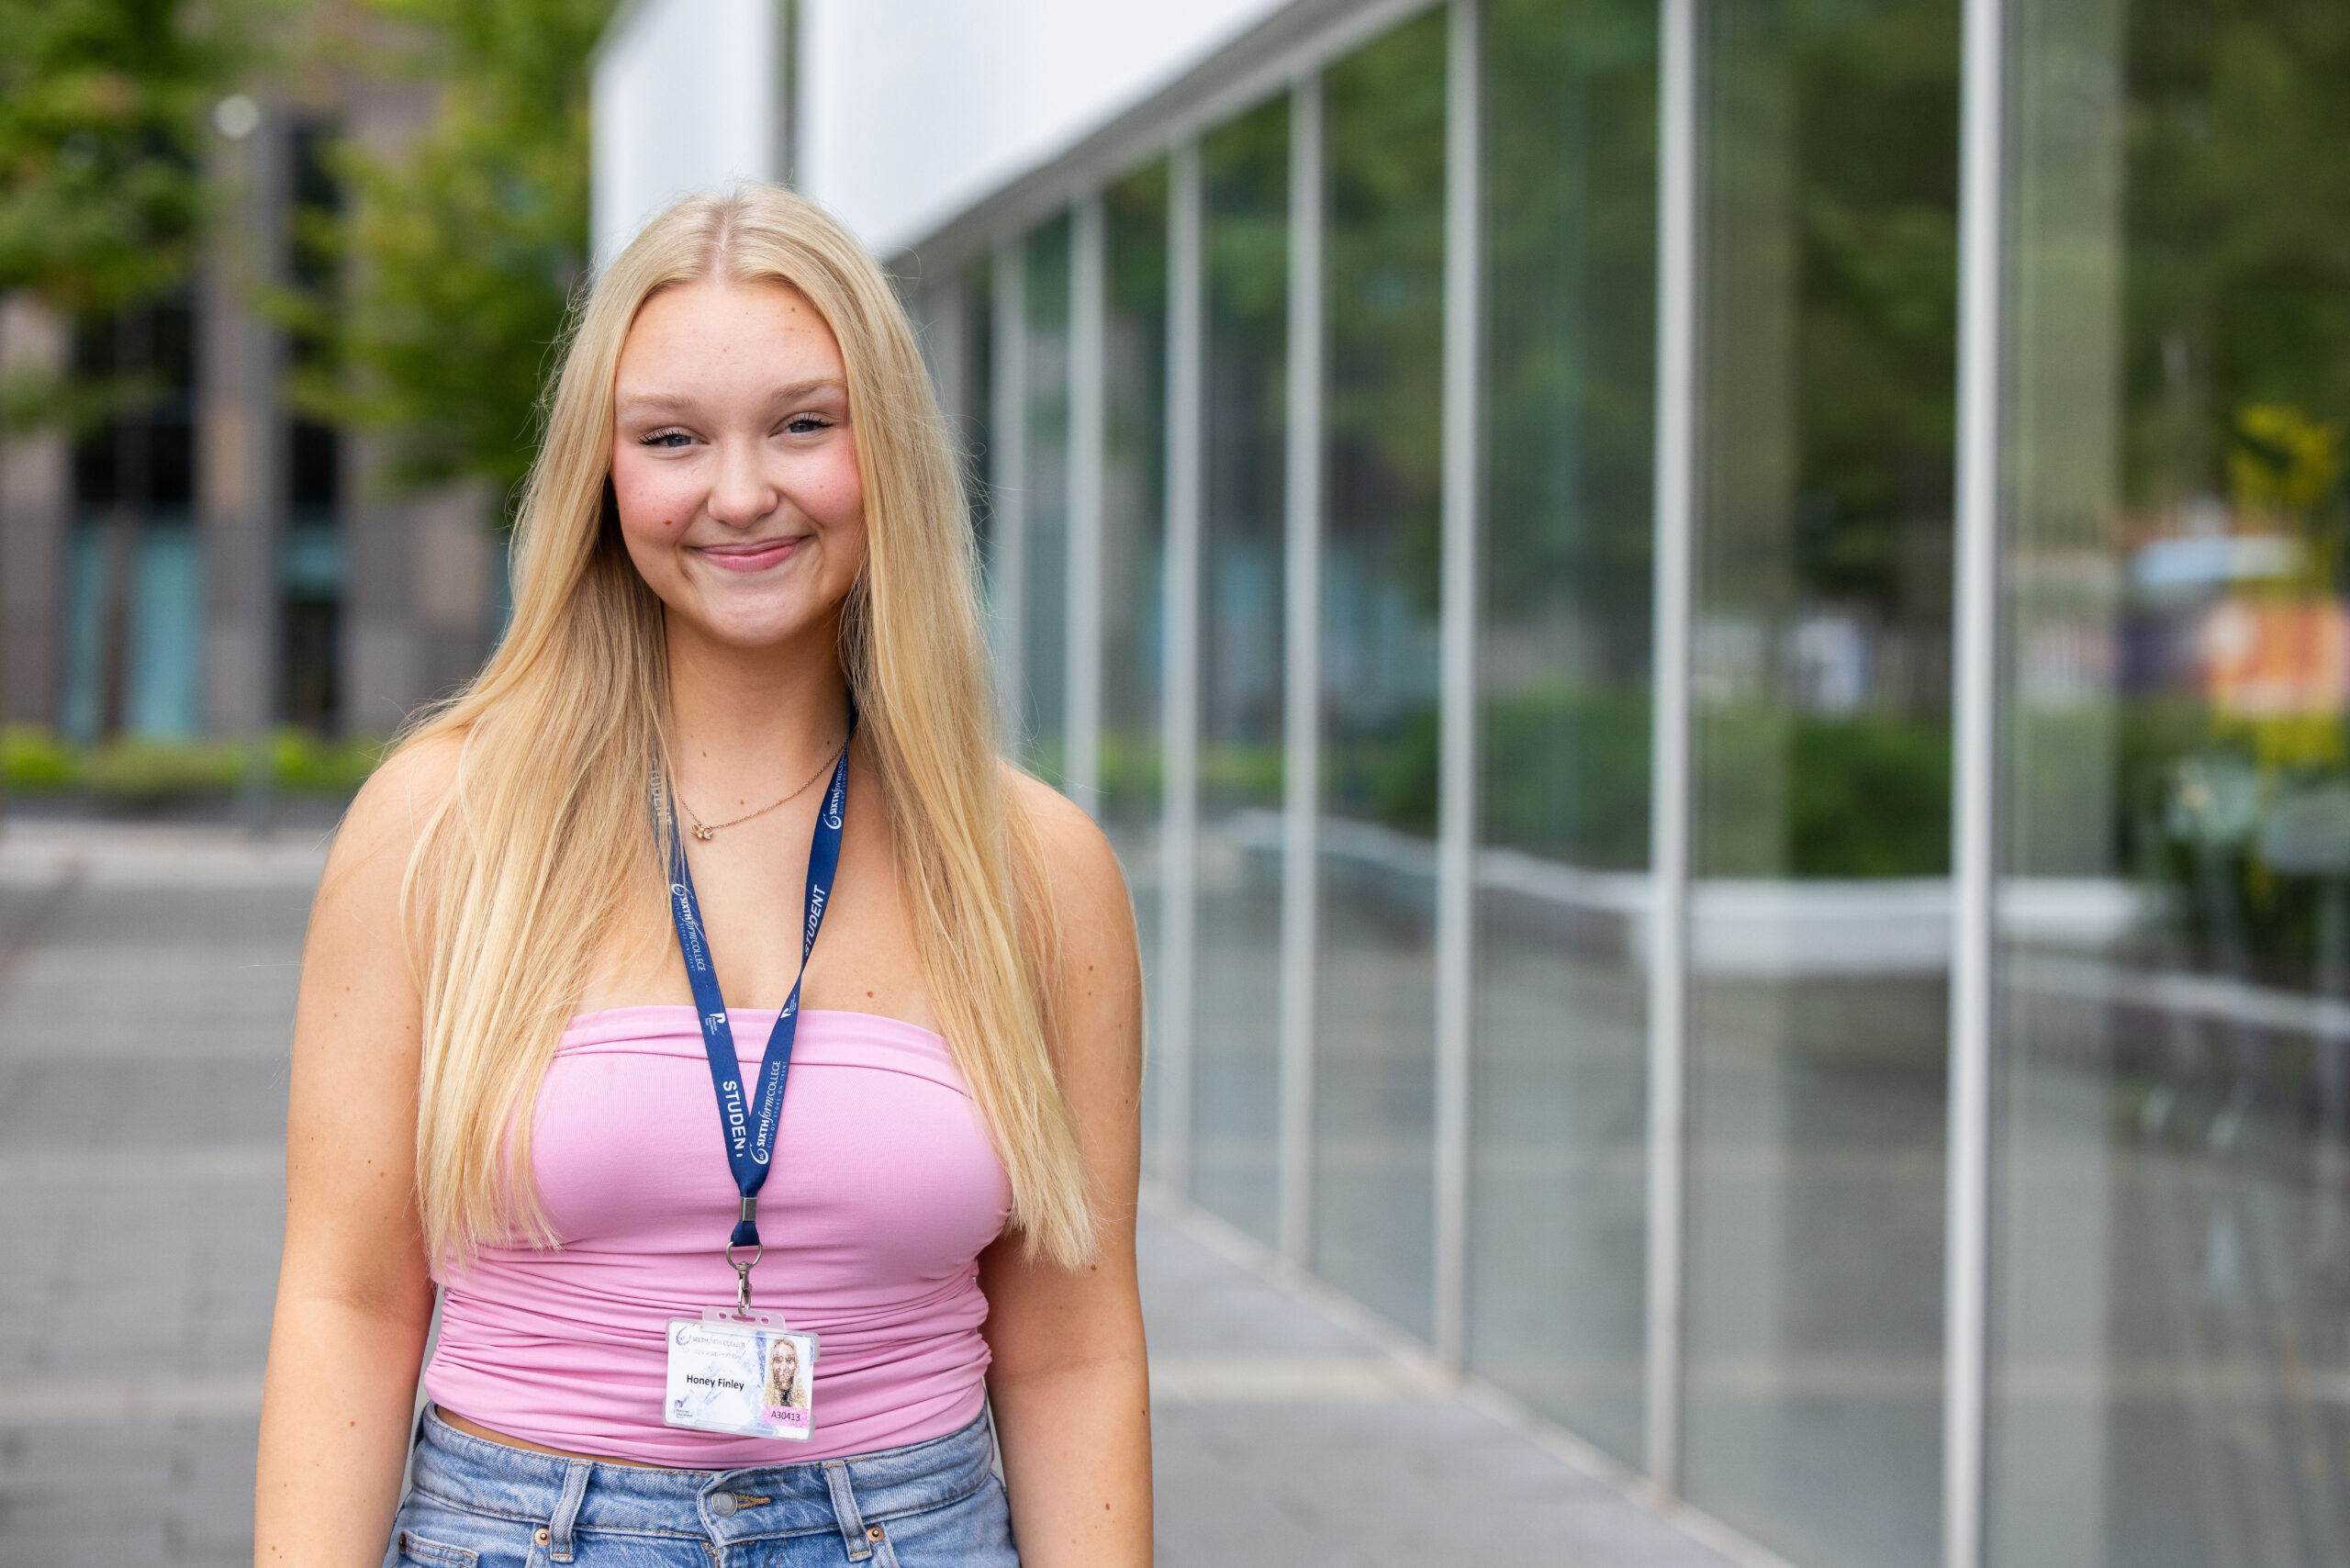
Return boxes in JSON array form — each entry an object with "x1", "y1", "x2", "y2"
[
  {"x1": 603, "y1": 4, "x2": 2350, "y2": 1566},
  {"x1": 0, "y1": 69, "x2": 499, "y2": 745}
]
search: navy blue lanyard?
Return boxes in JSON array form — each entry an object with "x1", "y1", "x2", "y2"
[{"x1": 661, "y1": 721, "x2": 854, "y2": 1267}]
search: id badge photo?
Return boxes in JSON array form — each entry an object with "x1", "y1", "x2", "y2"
[{"x1": 664, "y1": 1306, "x2": 818, "y2": 1440}]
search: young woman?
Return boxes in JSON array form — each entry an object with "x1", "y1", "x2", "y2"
[{"x1": 254, "y1": 185, "x2": 1151, "y2": 1566}]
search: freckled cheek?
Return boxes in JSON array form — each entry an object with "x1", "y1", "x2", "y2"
[
  {"x1": 803, "y1": 449, "x2": 867, "y2": 530},
  {"x1": 610, "y1": 458, "x2": 695, "y2": 541}
]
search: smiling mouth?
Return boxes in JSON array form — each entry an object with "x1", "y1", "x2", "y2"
[{"x1": 695, "y1": 537, "x2": 806, "y2": 574}]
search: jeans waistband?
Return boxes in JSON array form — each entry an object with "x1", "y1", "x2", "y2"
[{"x1": 407, "y1": 1408, "x2": 998, "y2": 1559}]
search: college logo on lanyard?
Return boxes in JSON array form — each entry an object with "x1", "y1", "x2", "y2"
[{"x1": 655, "y1": 717, "x2": 853, "y2": 1442}]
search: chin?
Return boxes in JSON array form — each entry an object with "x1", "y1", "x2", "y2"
[
  {"x1": 692, "y1": 600, "x2": 835, "y2": 651},
  {"x1": 710, "y1": 621, "x2": 824, "y2": 653}
]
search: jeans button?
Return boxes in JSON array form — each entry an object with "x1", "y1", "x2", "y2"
[
  {"x1": 867, "y1": 1525, "x2": 884, "y2": 1541},
  {"x1": 534, "y1": 1527, "x2": 551, "y2": 1545},
  {"x1": 710, "y1": 1493, "x2": 738, "y2": 1518}
]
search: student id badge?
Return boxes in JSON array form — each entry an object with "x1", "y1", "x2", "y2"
[
  {"x1": 663, "y1": 1306, "x2": 818, "y2": 1440},
  {"x1": 657, "y1": 726, "x2": 855, "y2": 1446}
]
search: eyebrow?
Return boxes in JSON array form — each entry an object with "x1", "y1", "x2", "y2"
[{"x1": 615, "y1": 379, "x2": 846, "y2": 418}]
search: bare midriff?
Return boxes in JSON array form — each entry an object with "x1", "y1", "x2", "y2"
[{"x1": 434, "y1": 1407, "x2": 677, "y2": 1470}]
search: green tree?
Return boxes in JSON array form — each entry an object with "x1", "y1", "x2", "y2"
[
  {"x1": 312, "y1": 0, "x2": 616, "y2": 514},
  {"x1": 0, "y1": 0, "x2": 243, "y2": 743},
  {"x1": 0, "y1": 0, "x2": 238, "y2": 420}
]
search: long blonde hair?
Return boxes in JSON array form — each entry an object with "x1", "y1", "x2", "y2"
[{"x1": 397, "y1": 185, "x2": 1094, "y2": 1271}]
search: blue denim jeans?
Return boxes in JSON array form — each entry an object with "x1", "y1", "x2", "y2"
[{"x1": 385, "y1": 1409, "x2": 1020, "y2": 1567}]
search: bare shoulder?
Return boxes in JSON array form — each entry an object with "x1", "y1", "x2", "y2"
[
  {"x1": 1002, "y1": 767, "x2": 1142, "y2": 1098},
  {"x1": 320, "y1": 727, "x2": 468, "y2": 898},
  {"x1": 1002, "y1": 766, "x2": 1133, "y2": 942}
]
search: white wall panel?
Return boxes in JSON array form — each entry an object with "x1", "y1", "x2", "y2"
[
  {"x1": 797, "y1": 0, "x2": 1281, "y2": 252},
  {"x1": 591, "y1": 0, "x2": 786, "y2": 267}
]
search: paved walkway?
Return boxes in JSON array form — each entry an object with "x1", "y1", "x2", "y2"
[{"x1": 0, "y1": 819, "x2": 1753, "y2": 1566}]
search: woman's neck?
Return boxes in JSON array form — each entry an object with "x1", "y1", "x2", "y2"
[{"x1": 663, "y1": 613, "x2": 852, "y2": 795}]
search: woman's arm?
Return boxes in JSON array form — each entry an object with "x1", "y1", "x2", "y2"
[
  {"x1": 979, "y1": 780, "x2": 1153, "y2": 1568},
  {"x1": 255, "y1": 741, "x2": 456, "y2": 1566}
]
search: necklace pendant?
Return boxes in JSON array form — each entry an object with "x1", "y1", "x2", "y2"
[{"x1": 692, "y1": 823, "x2": 716, "y2": 842}]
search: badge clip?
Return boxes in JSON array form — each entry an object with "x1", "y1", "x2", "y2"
[{"x1": 727, "y1": 1239, "x2": 762, "y2": 1314}]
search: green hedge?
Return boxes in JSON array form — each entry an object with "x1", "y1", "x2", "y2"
[
  {"x1": 1484, "y1": 687, "x2": 1953, "y2": 877},
  {"x1": 1482, "y1": 686, "x2": 1653, "y2": 868},
  {"x1": 1122, "y1": 684, "x2": 1955, "y2": 879},
  {"x1": 1787, "y1": 714, "x2": 1951, "y2": 877},
  {"x1": 0, "y1": 727, "x2": 388, "y2": 805}
]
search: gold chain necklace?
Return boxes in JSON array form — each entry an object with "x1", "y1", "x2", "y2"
[{"x1": 677, "y1": 735, "x2": 848, "y2": 842}]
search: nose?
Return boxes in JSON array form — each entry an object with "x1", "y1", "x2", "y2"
[{"x1": 706, "y1": 435, "x2": 776, "y2": 529}]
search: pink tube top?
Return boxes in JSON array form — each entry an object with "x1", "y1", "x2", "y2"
[{"x1": 423, "y1": 1006, "x2": 1012, "y2": 1466}]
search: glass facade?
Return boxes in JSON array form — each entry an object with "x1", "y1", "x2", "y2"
[
  {"x1": 1020, "y1": 215, "x2": 1073, "y2": 783},
  {"x1": 1315, "y1": 9, "x2": 1449, "y2": 1343},
  {"x1": 1470, "y1": 0, "x2": 1658, "y2": 1469},
  {"x1": 1682, "y1": 0, "x2": 1959, "y2": 1562},
  {"x1": 1191, "y1": 99, "x2": 1290, "y2": 1247},
  {"x1": 62, "y1": 299, "x2": 204, "y2": 742},
  {"x1": 1102, "y1": 162, "x2": 1170, "y2": 1173},
  {"x1": 1989, "y1": 1, "x2": 2350, "y2": 1564},
  {"x1": 952, "y1": 253, "x2": 995, "y2": 572},
  {"x1": 61, "y1": 521, "x2": 205, "y2": 740},
  {"x1": 914, "y1": 1, "x2": 2350, "y2": 1564}
]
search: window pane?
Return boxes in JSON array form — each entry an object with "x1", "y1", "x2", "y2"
[
  {"x1": 1104, "y1": 160, "x2": 1169, "y2": 1177},
  {"x1": 1024, "y1": 214, "x2": 1072, "y2": 783},
  {"x1": 1469, "y1": 0, "x2": 1658, "y2": 1469},
  {"x1": 957, "y1": 254, "x2": 996, "y2": 586},
  {"x1": 1192, "y1": 97, "x2": 1290, "y2": 1246},
  {"x1": 1682, "y1": 0, "x2": 1961, "y2": 1562},
  {"x1": 1991, "y1": 2, "x2": 2350, "y2": 1563},
  {"x1": 1315, "y1": 9, "x2": 1448, "y2": 1341}
]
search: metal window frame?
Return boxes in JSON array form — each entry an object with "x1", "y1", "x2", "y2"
[
  {"x1": 1159, "y1": 141, "x2": 1207, "y2": 1200},
  {"x1": 1278, "y1": 70, "x2": 1328, "y2": 1271},
  {"x1": 1065, "y1": 193, "x2": 1108, "y2": 812},
  {"x1": 1432, "y1": 0, "x2": 1483, "y2": 1373},
  {"x1": 774, "y1": 0, "x2": 800, "y2": 187},
  {"x1": 1644, "y1": 0, "x2": 1701, "y2": 1500},
  {"x1": 1943, "y1": 0, "x2": 2009, "y2": 1560},
  {"x1": 989, "y1": 237, "x2": 1029, "y2": 752}
]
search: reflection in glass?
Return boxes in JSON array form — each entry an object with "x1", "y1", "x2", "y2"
[
  {"x1": 1103, "y1": 161, "x2": 1169, "y2": 1177},
  {"x1": 955, "y1": 255, "x2": 995, "y2": 602},
  {"x1": 1468, "y1": 0, "x2": 1657, "y2": 1468},
  {"x1": 1991, "y1": 3, "x2": 2350, "y2": 1563},
  {"x1": 1681, "y1": 0, "x2": 1959, "y2": 1563},
  {"x1": 1315, "y1": 10, "x2": 1446, "y2": 1341},
  {"x1": 1191, "y1": 98, "x2": 1289, "y2": 1245},
  {"x1": 1023, "y1": 214, "x2": 1072, "y2": 783}
]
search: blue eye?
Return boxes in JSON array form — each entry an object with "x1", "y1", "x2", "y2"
[
  {"x1": 640, "y1": 430, "x2": 693, "y2": 448},
  {"x1": 784, "y1": 416, "x2": 833, "y2": 435}
]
